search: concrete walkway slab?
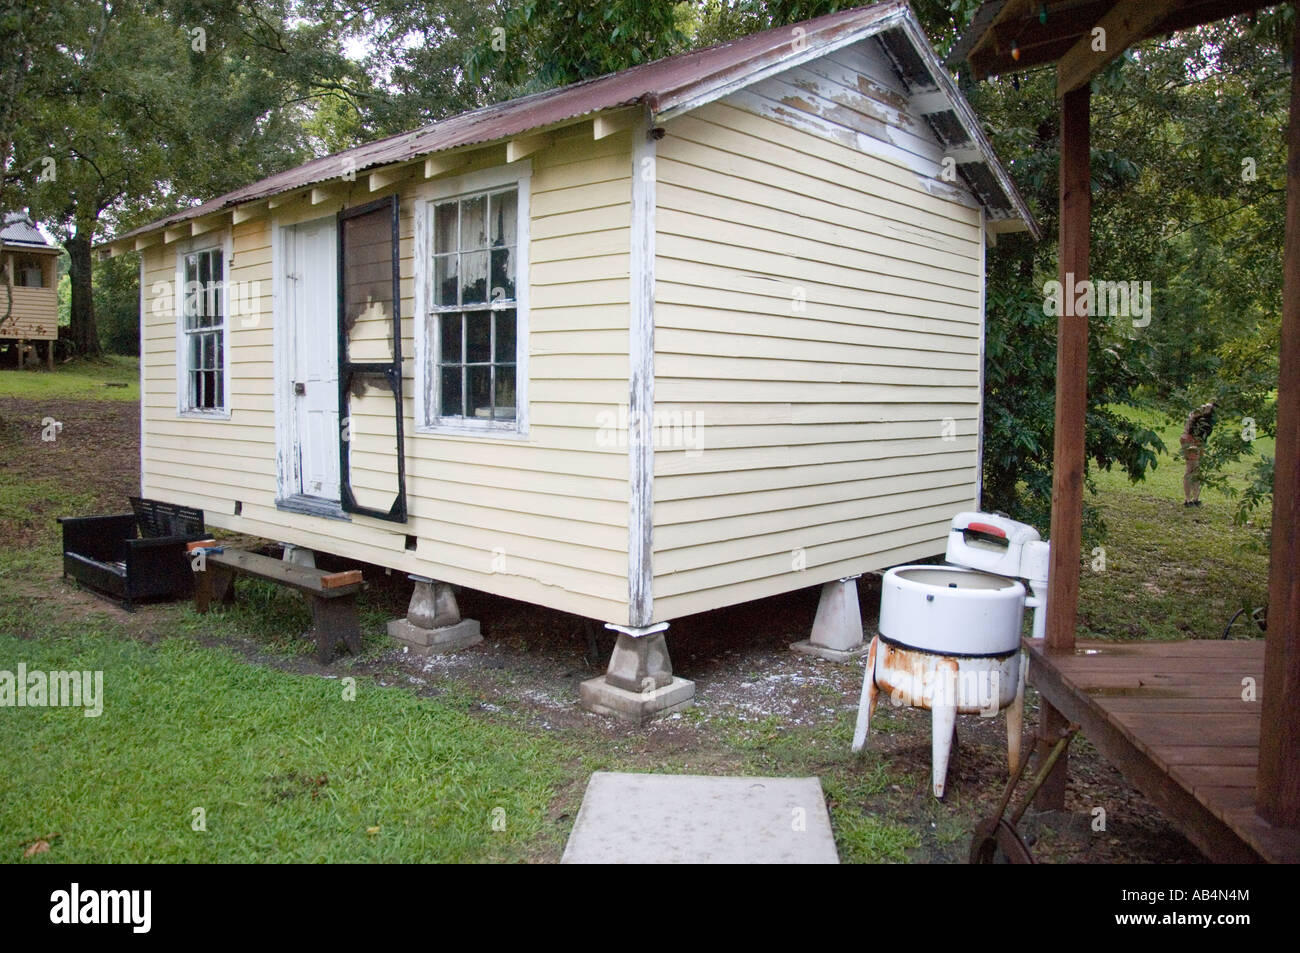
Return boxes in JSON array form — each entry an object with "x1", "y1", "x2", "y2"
[{"x1": 560, "y1": 771, "x2": 839, "y2": 864}]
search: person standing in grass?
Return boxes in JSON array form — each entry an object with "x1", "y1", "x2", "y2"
[{"x1": 1181, "y1": 400, "x2": 1216, "y2": 507}]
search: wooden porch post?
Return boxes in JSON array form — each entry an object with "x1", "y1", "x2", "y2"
[
  {"x1": 1036, "y1": 83, "x2": 1090, "y2": 809},
  {"x1": 1256, "y1": 8, "x2": 1300, "y2": 829}
]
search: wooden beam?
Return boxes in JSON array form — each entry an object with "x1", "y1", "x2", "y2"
[
  {"x1": 506, "y1": 132, "x2": 553, "y2": 163},
  {"x1": 190, "y1": 213, "x2": 228, "y2": 237},
  {"x1": 232, "y1": 202, "x2": 266, "y2": 225},
  {"x1": 910, "y1": 91, "x2": 952, "y2": 115},
  {"x1": 593, "y1": 110, "x2": 637, "y2": 140},
  {"x1": 423, "y1": 154, "x2": 467, "y2": 179},
  {"x1": 133, "y1": 233, "x2": 161, "y2": 252},
  {"x1": 310, "y1": 187, "x2": 336, "y2": 206},
  {"x1": 965, "y1": 0, "x2": 1039, "y2": 75},
  {"x1": 1057, "y1": 0, "x2": 1182, "y2": 97},
  {"x1": 267, "y1": 191, "x2": 304, "y2": 209},
  {"x1": 368, "y1": 165, "x2": 412, "y2": 192},
  {"x1": 944, "y1": 146, "x2": 984, "y2": 165},
  {"x1": 1037, "y1": 83, "x2": 1091, "y2": 811},
  {"x1": 1257, "y1": 5, "x2": 1300, "y2": 831},
  {"x1": 163, "y1": 223, "x2": 190, "y2": 244}
]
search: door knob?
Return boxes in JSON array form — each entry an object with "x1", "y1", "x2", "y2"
[{"x1": 294, "y1": 381, "x2": 306, "y2": 395}]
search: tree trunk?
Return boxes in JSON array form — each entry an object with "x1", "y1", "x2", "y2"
[{"x1": 66, "y1": 225, "x2": 100, "y2": 359}]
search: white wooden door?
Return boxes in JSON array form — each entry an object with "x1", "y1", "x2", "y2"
[{"x1": 287, "y1": 218, "x2": 340, "y2": 500}]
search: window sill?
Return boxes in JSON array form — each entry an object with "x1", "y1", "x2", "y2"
[
  {"x1": 415, "y1": 421, "x2": 529, "y2": 441},
  {"x1": 178, "y1": 409, "x2": 232, "y2": 421}
]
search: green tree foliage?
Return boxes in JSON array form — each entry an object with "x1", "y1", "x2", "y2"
[
  {"x1": 15, "y1": 0, "x2": 360, "y2": 357},
  {"x1": 465, "y1": 0, "x2": 692, "y2": 93},
  {"x1": 957, "y1": 12, "x2": 1291, "y2": 534},
  {"x1": 93, "y1": 253, "x2": 140, "y2": 355}
]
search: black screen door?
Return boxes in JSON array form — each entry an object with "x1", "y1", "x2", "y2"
[{"x1": 337, "y1": 196, "x2": 407, "y2": 522}]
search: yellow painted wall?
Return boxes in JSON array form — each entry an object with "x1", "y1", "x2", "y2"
[
  {"x1": 140, "y1": 124, "x2": 635, "y2": 622},
  {"x1": 649, "y1": 41, "x2": 984, "y2": 620}
]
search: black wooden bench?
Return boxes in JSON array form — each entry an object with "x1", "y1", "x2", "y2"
[
  {"x1": 58, "y1": 497, "x2": 205, "y2": 610},
  {"x1": 193, "y1": 548, "x2": 366, "y2": 662}
]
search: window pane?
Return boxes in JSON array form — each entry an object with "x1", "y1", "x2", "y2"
[
  {"x1": 209, "y1": 252, "x2": 223, "y2": 324},
  {"x1": 435, "y1": 254, "x2": 458, "y2": 307},
  {"x1": 197, "y1": 251, "x2": 212, "y2": 325},
  {"x1": 490, "y1": 248, "x2": 514, "y2": 302},
  {"x1": 460, "y1": 195, "x2": 487, "y2": 250},
  {"x1": 494, "y1": 364, "x2": 516, "y2": 420},
  {"x1": 213, "y1": 368, "x2": 223, "y2": 409},
  {"x1": 490, "y1": 190, "x2": 516, "y2": 302},
  {"x1": 434, "y1": 202, "x2": 458, "y2": 255},
  {"x1": 460, "y1": 250, "x2": 488, "y2": 305},
  {"x1": 491, "y1": 190, "x2": 517, "y2": 246},
  {"x1": 440, "y1": 366, "x2": 462, "y2": 417},
  {"x1": 439, "y1": 313, "x2": 462, "y2": 363},
  {"x1": 202, "y1": 333, "x2": 214, "y2": 370},
  {"x1": 466, "y1": 311, "x2": 490, "y2": 363},
  {"x1": 190, "y1": 334, "x2": 202, "y2": 372},
  {"x1": 467, "y1": 364, "x2": 491, "y2": 418},
  {"x1": 494, "y1": 310, "x2": 516, "y2": 363},
  {"x1": 203, "y1": 371, "x2": 217, "y2": 409},
  {"x1": 184, "y1": 258, "x2": 199, "y2": 328}
]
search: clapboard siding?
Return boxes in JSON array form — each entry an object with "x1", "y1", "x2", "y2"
[
  {"x1": 140, "y1": 125, "x2": 635, "y2": 621},
  {"x1": 0, "y1": 286, "x2": 58, "y2": 339},
  {"x1": 650, "y1": 59, "x2": 984, "y2": 619}
]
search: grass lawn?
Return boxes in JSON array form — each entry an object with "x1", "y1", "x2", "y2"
[
  {"x1": 1079, "y1": 406, "x2": 1272, "y2": 641},
  {"x1": 0, "y1": 355, "x2": 139, "y2": 403},
  {"x1": 0, "y1": 621, "x2": 566, "y2": 863}
]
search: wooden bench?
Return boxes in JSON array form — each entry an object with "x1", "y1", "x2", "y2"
[{"x1": 194, "y1": 548, "x2": 366, "y2": 663}]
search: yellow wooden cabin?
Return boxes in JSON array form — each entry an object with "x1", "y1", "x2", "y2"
[
  {"x1": 1, "y1": 212, "x2": 60, "y2": 370},
  {"x1": 101, "y1": 3, "x2": 1036, "y2": 715}
]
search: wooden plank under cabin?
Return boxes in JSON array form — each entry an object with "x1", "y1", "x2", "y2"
[
  {"x1": 1258, "y1": 3, "x2": 1300, "y2": 830},
  {"x1": 1026, "y1": 638, "x2": 1300, "y2": 863}
]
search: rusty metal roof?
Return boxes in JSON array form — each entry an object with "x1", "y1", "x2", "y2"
[
  {"x1": 110, "y1": 1, "x2": 1037, "y2": 246},
  {"x1": 2, "y1": 212, "x2": 55, "y2": 249}
]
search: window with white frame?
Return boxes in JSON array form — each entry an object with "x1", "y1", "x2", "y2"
[
  {"x1": 179, "y1": 246, "x2": 226, "y2": 413},
  {"x1": 425, "y1": 183, "x2": 523, "y2": 429}
]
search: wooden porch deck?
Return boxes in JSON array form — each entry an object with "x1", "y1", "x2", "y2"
[{"x1": 1026, "y1": 638, "x2": 1300, "y2": 863}]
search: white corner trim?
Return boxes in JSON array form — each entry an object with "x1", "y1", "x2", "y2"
[
  {"x1": 976, "y1": 207, "x2": 987, "y2": 511},
  {"x1": 628, "y1": 116, "x2": 656, "y2": 628},
  {"x1": 138, "y1": 254, "x2": 146, "y2": 496},
  {"x1": 173, "y1": 229, "x2": 234, "y2": 420},
  {"x1": 271, "y1": 217, "x2": 291, "y2": 497},
  {"x1": 412, "y1": 162, "x2": 532, "y2": 437}
]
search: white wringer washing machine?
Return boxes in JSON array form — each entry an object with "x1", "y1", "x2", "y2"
[{"x1": 851, "y1": 512, "x2": 1050, "y2": 798}]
